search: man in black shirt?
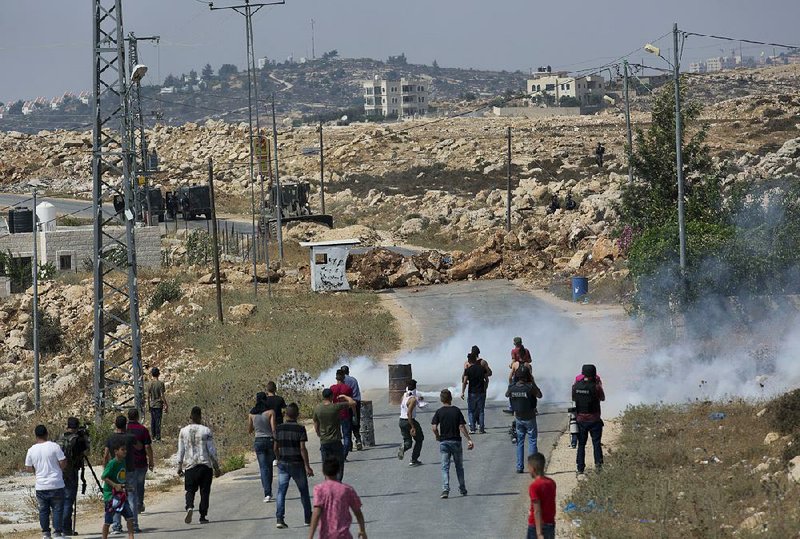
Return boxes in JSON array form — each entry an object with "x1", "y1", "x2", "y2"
[
  {"x1": 461, "y1": 352, "x2": 488, "y2": 434},
  {"x1": 265, "y1": 381, "x2": 287, "y2": 425},
  {"x1": 431, "y1": 389, "x2": 474, "y2": 499}
]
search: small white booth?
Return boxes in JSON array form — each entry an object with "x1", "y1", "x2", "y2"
[{"x1": 299, "y1": 239, "x2": 360, "y2": 292}]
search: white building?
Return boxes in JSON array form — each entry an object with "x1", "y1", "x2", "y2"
[
  {"x1": 362, "y1": 76, "x2": 429, "y2": 118},
  {"x1": 526, "y1": 72, "x2": 606, "y2": 106},
  {"x1": 689, "y1": 61, "x2": 706, "y2": 74}
]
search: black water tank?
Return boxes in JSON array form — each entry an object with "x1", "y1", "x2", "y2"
[{"x1": 8, "y1": 207, "x2": 34, "y2": 233}]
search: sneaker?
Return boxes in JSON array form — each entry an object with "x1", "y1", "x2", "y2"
[
  {"x1": 397, "y1": 447, "x2": 405, "y2": 460},
  {"x1": 276, "y1": 520, "x2": 288, "y2": 529},
  {"x1": 511, "y1": 438, "x2": 518, "y2": 444},
  {"x1": 502, "y1": 408, "x2": 514, "y2": 414},
  {"x1": 356, "y1": 442, "x2": 364, "y2": 451},
  {"x1": 516, "y1": 469, "x2": 525, "y2": 474},
  {"x1": 469, "y1": 429, "x2": 476, "y2": 435},
  {"x1": 460, "y1": 488, "x2": 468, "y2": 496},
  {"x1": 133, "y1": 526, "x2": 143, "y2": 533},
  {"x1": 408, "y1": 460, "x2": 422, "y2": 467},
  {"x1": 264, "y1": 495, "x2": 273, "y2": 503},
  {"x1": 139, "y1": 503, "x2": 145, "y2": 513},
  {"x1": 304, "y1": 521, "x2": 311, "y2": 527},
  {"x1": 199, "y1": 517, "x2": 209, "y2": 524},
  {"x1": 42, "y1": 535, "x2": 51, "y2": 539},
  {"x1": 440, "y1": 491, "x2": 449, "y2": 499},
  {"x1": 479, "y1": 429, "x2": 486, "y2": 434},
  {"x1": 111, "y1": 526, "x2": 123, "y2": 535},
  {"x1": 184, "y1": 508, "x2": 193, "y2": 524}
]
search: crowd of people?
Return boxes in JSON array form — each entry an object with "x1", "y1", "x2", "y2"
[{"x1": 22, "y1": 341, "x2": 606, "y2": 539}]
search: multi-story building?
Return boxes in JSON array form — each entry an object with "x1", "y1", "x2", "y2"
[
  {"x1": 362, "y1": 76, "x2": 429, "y2": 118},
  {"x1": 526, "y1": 72, "x2": 606, "y2": 106},
  {"x1": 689, "y1": 61, "x2": 706, "y2": 73}
]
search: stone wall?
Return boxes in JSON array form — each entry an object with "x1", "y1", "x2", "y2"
[
  {"x1": 492, "y1": 106, "x2": 581, "y2": 118},
  {"x1": 0, "y1": 225, "x2": 162, "y2": 271}
]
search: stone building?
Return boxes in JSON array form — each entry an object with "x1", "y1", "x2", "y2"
[{"x1": 362, "y1": 76, "x2": 429, "y2": 118}]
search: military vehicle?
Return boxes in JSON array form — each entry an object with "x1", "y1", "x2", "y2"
[
  {"x1": 262, "y1": 180, "x2": 333, "y2": 236},
  {"x1": 112, "y1": 186, "x2": 165, "y2": 223},
  {"x1": 168, "y1": 185, "x2": 211, "y2": 220}
]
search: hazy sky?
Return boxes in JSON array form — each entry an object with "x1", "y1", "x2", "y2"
[{"x1": 1, "y1": 0, "x2": 798, "y2": 102}]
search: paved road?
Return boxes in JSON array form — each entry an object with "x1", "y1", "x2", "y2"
[{"x1": 99, "y1": 280, "x2": 576, "y2": 539}]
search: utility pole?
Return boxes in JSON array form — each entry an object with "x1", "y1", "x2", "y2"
[
  {"x1": 208, "y1": 158, "x2": 224, "y2": 323},
  {"x1": 623, "y1": 60, "x2": 633, "y2": 182},
  {"x1": 32, "y1": 190, "x2": 40, "y2": 411},
  {"x1": 271, "y1": 95, "x2": 284, "y2": 261},
  {"x1": 506, "y1": 127, "x2": 512, "y2": 232},
  {"x1": 126, "y1": 32, "x2": 159, "y2": 225},
  {"x1": 210, "y1": 1, "x2": 285, "y2": 297},
  {"x1": 92, "y1": 0, "x2": 144, "y2": 422},
  {"x1": 311, "y1": 18, "x2": 316, "y2": 60},
  {"x1": 673, "y1": 23, "x2": 687, "y2": 271},
  {"x1": 319, "y1": 121, "x2": 326, "y2": 214}
]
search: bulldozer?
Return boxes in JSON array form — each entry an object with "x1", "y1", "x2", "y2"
[{"x1": 261, "y1": 180, "x2": 333, "y2": 237}]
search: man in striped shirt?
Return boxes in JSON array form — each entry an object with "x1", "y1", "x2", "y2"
[{"x1": 274, "y1": 403, "x2": 314, "y2": 529}]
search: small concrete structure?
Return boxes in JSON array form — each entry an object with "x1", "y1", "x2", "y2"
[{"x1": 299, "y1": 239, "x2": 360, "y2": 292}]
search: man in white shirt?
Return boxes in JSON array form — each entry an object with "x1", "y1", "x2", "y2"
[
  {"x1": 177, "y1": 406, "x2": 221, "y2": 525},
  {"x1": 25, "y1": 424, "x2": 67, "y2": 539}
]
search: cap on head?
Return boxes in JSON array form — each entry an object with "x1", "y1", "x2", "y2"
[
  {"x1": 322, "y1": 388, "x2": 333, "y2": 400},
  {"x1": 513, "y1": 337, "x2": 522, "y2": 346},
  {"x1": 581, "y1": 364, "x2": 597, "y2": 379},
  {"x1": 151, "y1": 367, "x2": 160, "y2": 377},
  {"x1": 67, "y1": 417, "x2": 80, "y2": 429}
]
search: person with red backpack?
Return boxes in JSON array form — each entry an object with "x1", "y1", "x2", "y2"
[{"x1": 572, "y1": 364, "x2": 605, "y2": 475}]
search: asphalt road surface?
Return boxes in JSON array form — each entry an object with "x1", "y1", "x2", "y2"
[{"x1": 98, "y1": 280, "x2": 571, "y2": 539}]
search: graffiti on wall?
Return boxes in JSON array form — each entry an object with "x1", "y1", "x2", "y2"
[{"x1": 313, "y1": 246, "x2": 350, "y2": 291}]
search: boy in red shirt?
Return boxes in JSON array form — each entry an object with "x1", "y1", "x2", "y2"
[
  {"x1": 527, "y1": 452, "x2": 556, "y2": 539},
  {"x1": 309, "y1": 458, "x2": 366, "y2": 539}
]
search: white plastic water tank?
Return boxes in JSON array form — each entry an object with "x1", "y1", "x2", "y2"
[{"x1": 36, "y1": 202, "x2": 57, "y2": 232}]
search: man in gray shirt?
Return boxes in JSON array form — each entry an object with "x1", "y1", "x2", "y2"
[{"x1": 341, "y1": 365, "x2": 363, "y2": 451}]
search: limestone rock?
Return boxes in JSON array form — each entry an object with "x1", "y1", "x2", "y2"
[
  {"x1": 789, "y1": 456, "x2": 800, "y2": 484},
  {"x1": 228, "y1": 303, "x2": 257, "y2": 319},
  {"x1": 567, "y1": 250, "x2": 589, "y2": 270},
  {"x1": 448, "y1": 251, "x2": 502, "y2": 280},
  {"x1": 763, "y1": 432, "x2": 780, "y2": 445},
  {"x1": 388, "y1": 259, "x2": 421, "y2": 288}
]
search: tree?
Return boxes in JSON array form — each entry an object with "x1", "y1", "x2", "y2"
[
  {"x1": 218, "y1": 63, "x2": 238, "y2": 78},
  {"x1": 432, "y1": 59, "x2": 440, "y2": 71},
  {"x1": 7, "y1": 100, "x2": 23, "y2": 115},
  {"x1": 387, "y1": 53, "x2": 407, "y2": 66},
  {"x1": 188, "y1": 69, "x2": 198, "y2": 83},
  {"x1": 322, "y1": 50, "x2": 338, "y2": 60},
  {"x1": 163, "y1": 74, "x2": 179, "y2": 87},
  {"x1": 202, "y1": 63, "x2": 214, "y2": 80}
]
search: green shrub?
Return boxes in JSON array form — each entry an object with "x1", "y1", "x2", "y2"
[
  {"x1": 38, "y1": 262, "x2": 56, "y2": 281},
  {"x1": 148, "y1": 279, "x2": 182, "y2": 311},
  {"x1": 185, "y1": 230, "x2": 214, "y2": 266},
  {"x1": 767, "y1": 388, "x2": 800, "y2": 435},
  {"x1": 221, "y1": 454, "x2": 246, "y2": 473},
  {"x1": 24, "y1": 310, "x2": 63, "y2": 354}
]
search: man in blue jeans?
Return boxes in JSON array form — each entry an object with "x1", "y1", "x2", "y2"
[
  {"x1": 273, "y1": 403, "x2": 314, "y2": 529},
  {"x1": 461, "y1": 351, "x2": 489, "y2": 434},
  {"x1": 573, "y1": 364, "x2": 605, "y2": 475},
  {"x1": 125, "y1": 408, "x2": 154, "y2": 532},
  {"x1": 506, "y1": 365, "x2": 543, "y2": 473},
  {"x1": 25, "y1": 424, "x2": 67, "y2": 539},
  {"x1": 431, "y1": 389, "x2": 474, "y2": 499}
]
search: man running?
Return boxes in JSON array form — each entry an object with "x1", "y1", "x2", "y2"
[
  {"x1": 461, "y1": 352, "x2": 488, "y2": 434},
  {"x1": 506, "y1": 365, "x2": 543, "y2": 473},
  {"x1": 341, "y1": 366, "x2": 364, "y2": 451},
  {"x1": 397, "y1": 379, "x2": 424, "y2": 467},
  {"x1": 431, "y1": 389, "x2": 474, "y2": 499},
  {"x1": 177, "y1": 407, "x2": 221, "y2": 525},
  {"x1": 313, "y1": 389, "x2": 356, "y2": 481},
  {"x1": 330, "y1": 370, "x2": 355, "y2": 460}
]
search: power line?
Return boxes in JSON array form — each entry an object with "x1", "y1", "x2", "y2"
[{"x1": 683, "y1": 31, "x2": 800, "y2": 51}]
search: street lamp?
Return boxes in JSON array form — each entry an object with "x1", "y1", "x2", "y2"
[
  {"x1": 130, "y1": 64, "x2": 148, "y2": 83},
  {"x1": 646, "y1": 24, "x2": 687, "y2": 273}
]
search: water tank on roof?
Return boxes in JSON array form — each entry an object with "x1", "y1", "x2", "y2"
[
  {"x1": 8, "y1": 207, "x2": 34, "y2": 234},
  {"x1": 36, "y1": 202, "x2": 56, "y2": 232}
]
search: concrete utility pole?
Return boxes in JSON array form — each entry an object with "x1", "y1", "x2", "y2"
[
  {"x1": 92, "y1": 0, "x2": 144, "y2": 422},
  {"x1": 623, "y1": 60, "x2": 633, "y2": 183},
  {"x1": 673, "y1": 23, "x2": 687, "y2": 271},
  {"x1": 311, "y1": 18, "x2": 316, "y2": 60},
  {"x1": 32, "y1": 190, "x2": 40, "y2": 411},
  {"x1": 271, "y1": 95, "x2": 284, "y2": 261},
  {"x1": 208, "y1": 158, "x2": 224, "y2": 323},
  {"x1": 506, "y1": 127, "x2": 512, "y2": 232}
]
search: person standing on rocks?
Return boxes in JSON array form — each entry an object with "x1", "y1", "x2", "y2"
[
  {"x1": 25, "y1": 424, "x2": 67, "y2": 539},
  {"x1": 595, "y1": 142, "x2": 605, "y2": 167},
  {"x1": 313, "y1": 389, "x2": 356, "y2": 481},
  {"x1": 146, "y1": 368, "x2": 168, "y2": 442},
  {"x1": 126, "y1": 408, "x2": 154, "y2": 532},
  {"x1": 431, "y1": 389, "x2": 474, "y2": 499},
  {"x1": 572, "y1": 364, "x2": 605, "y2": 475},
  {"x1": 461, "y1": 352, "x2": 488, "y2": 434},
  {"x1": 58, "y1": 417, "x2": 88, "y2": 536},
  {"x1": 330, "y1": 370, "x2": 355, "y2": 460},
  {"x1": 506, "y1": 365, "x2": 543, "y2": 473},
  {"x1": 340, "y1": 365, "x2": 364, "y2": 451},
  {"x1": 177, "y1": 406, "x2": 222, "y2": 525},
  {"x1": 397, "y1": 379, "x2": 424, "y2": 467},
  {"x1": 274, "y1": 403, "x2": 314, "y2": 529},
  {"x1": 248, "y1": 392, "x2": 277, "y2": 503}
]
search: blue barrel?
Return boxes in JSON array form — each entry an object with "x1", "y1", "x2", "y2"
[{"x1": 572, "y1": 276, "x2": 589, "y2": 302}]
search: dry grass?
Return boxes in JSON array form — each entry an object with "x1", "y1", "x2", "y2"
[
  {"x1": 568, "y1": 400, "x2": 800, "y2": 538},
  {"x1": 158, "y1": 287, "x2": 398, "y2": 464}
]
